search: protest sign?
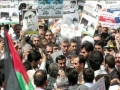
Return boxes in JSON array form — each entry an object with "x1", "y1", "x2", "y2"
[
  {"x1": 89, "y1": 77, "x2": 105, "y2": 90},
  {"x1": 78, "y1": 1, "x2": 85, "y2": 20},
  {"x1": 79, "y1": 1, "x2": 106, "y2": 37},
  {"x1": 99, "y1": 12, "x2": 115, "y2": 28},
  {"x1": 22, "y1": 9, "x2": 38, "y2": 34},
  {"x1": 107, "y1": 3, "x2": 120, "y2": 29},
  {"x1": 38, "y1": 0, "x2": 63, "y2": 18},
  {"x1": 0, "y1": 1, "x2": 19, "y2": 25},
  {"x1": 60, "y1": 0, "x2": 81, "y2": 38}
]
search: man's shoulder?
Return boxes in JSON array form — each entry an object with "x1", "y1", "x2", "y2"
[
  {"x1": 77, "y1": 84, "x2": 89, "y2": 90},
  {"x1": 51, "y1": 50, "x2": 62, "y2": 57}
]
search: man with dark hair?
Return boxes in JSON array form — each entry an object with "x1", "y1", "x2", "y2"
[
  {"x1": 93, "y1": 34, "x2": 101, "y2": 41},
  {"x1": 94, "y1": 40, "x2": 104, "y2": 55},
  {"x1": 45, "y1": 44, "x2": 53, "y2": 72},
  {"x1": 87, "y1": 50, "x2": 103, "y2": 71},
  {"x1": 45, "y1": 30, "x2": 54, "y2": 44},
  {"x1": 23, "y1": 61, "x2": 32, "y2": 71},
  {"x1": 13, "y1": 24, "x2": 21, "y2": 39},
  {"x1": 27, "y1": 50, "x2": 42, "y2": 70},
  {"x1": 80, "y1": 41, "x2": 93, "y2": 59},
  {"x1": 115, "y1": 52, "x2": 120, "y2": 70},
  {"x1": 80, "y1": 41, "x2": 93, "y2": 68},
  {"x1": 66, "y1": 68, "x2": 89, "y2": 90},
  {"x1": 56, "y1": 55, "x2": 67, "y2": 71},
  {"x1": 69, "y1": 39, "x2": 78, "y2": 55},
  {"x1": 34, "y1": 70, "x2": 47, "y2": 90},
  {"x1": 83, "y1": 68, "x2": 94, "y2": 88},
  {"x1": 72, "y1": 55, "x2": 85, "y2": 84},
  {"x1": 52, "y1": 43, "x2": 59, "y2": 53},
  {"x1": 105, "y1": 54, "x2": 118, "y2": 80}
]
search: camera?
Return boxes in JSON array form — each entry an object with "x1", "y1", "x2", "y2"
[{"x1": 105, "y1": 34, "x2": 115, "y2": 42}]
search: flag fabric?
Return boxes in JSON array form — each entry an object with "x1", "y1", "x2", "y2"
[{"x1": 4, "y1": 30, "x2": 34, "y2": 90}]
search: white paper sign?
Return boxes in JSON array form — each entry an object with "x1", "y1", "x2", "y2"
[{"x1": 89, "y1": 77, "x2": 106, "y2": 90}]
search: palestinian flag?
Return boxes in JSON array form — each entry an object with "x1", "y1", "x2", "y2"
[{"x1": 4, "y1": 30, "x2": 34, "y2": 90}]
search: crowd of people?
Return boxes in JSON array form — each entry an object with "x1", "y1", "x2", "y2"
[{"x1": 0, "y1": 2, "x2": 120, "y2": 90}]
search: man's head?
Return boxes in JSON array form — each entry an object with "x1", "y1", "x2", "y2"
[
  {"x1": 94, "y1": 40, "x2": 104, "y2": 55},
  {"x1": 80, "y1": 41, "x2": 93, "y2": 59},
  {"x1": 88, "y1": 50, "x2": 103, "y2": 71},
  {"x1": 69, "y1": 39, "x2": 77, "y2": 54},
  {"x1": 93, "y1": 34, "x2": 101, "y2": 41},
  {"x1": 105, "y1": 54, "x2": 115, "y2": 71},
  {"x1": 72, "y1": 55, "x2": 85, "y2": 74},
  {"x1": 46, "y1": 44, "x2": 53, "y2": 59},
  {"x1": 17, "y1": 42, "x2": 22, "y2": 53},
  {"x1": 32, "y1": 35, "x2": 40, "y2": 47},
  {"x1": 45, "y1": 30, "x2": 53, "y2": 43},
  {"x1": 115, "y1": 33, "x2": 120, "y2": 44},
  {"x1": 70, "y1": 1, "x2": 76, "y2": 6},
  {"x1": 60, "y1": 37, "x2": 70, "y2": 56},
  {"x1": 55, "y1": 75, "x2": 69, "y2": 89},
  {"x1": 52, "y1": 43, "x2": 59, "y2": 53},
  {"x1": 115, "y1": 52, "x2": 120, "y2": 70},
  {"x1": 105, "y1": 43, "x2": 115, "y2": 56},
  {"x1": 41, "y1": 38, "x2": 48, "y2": 46},
  {"x1": 83, "y1": 68, "x2": 94, "y2": 83},
  {"x1": 34, "y1": 70, "x2": 47, "y2": 88},
  {"x1": 101, "y1": 27, "x2": 109, "y2": 33},
  {"x1": 27, "y1": 50, "x2": 41, "y2": 69},
  {"x1": 66, "y1": 68, "x2": 78, "y2": 85},
  {"x1": 56, "y1": 55, "x2": 66, "y2": 70},
  {"x1": 39, "y1": 28, "x2": 45, "y2": 39},
  {"x1": 110, "y1": 29, "x2": 116, "y2": 37},
  {"x1": 14, "y1": 24, "x2": 21, "y2": 37},
  {"x1": 48, "y1": 63, "x2": 59, "y2": 78},
  {"x1": 22, "y1": 44, "x2": 32, "y2": 60},
  {"x1": 24, "y1": 11, "x2": 38, "y2": 30}
]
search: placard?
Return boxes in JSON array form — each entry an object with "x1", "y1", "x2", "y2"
[
  {"x1": 22, "y1": 9, "x2": 38, "y2": 34},
  {"x1": 89, "y1": 77, "x2": 105, "y2": 90},
  {"x1": 0, "y1": 1, "x2": 19, "y2": 25},
  {"x1": 99, "y1": 12, "x2": 115, "y2": 28},
  {"x1": 107, "y1": 3, "x2": 120, "y2": 29},
  {"x1": 60, "y1": 0, "x2": 81, "y2": 38},
  {"x1": 38, "y1": 0, "x2": 63, "y2": 18},
  {"x1": 79, "y1": 1, "x2": 106, "y2": 37}
]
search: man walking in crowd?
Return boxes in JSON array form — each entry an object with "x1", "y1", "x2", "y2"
[{"x1": 2, "y1": 2, "x2": 120, "y2": 90}]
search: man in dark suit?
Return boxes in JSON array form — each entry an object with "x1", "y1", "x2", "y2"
[{"x1": 105, "y1": 54, "x2": 119, "y2": 84}]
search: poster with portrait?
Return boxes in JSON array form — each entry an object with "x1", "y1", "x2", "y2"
[
  {"x1": 78, "y1": 1, "x2": 85, "y2": 21},
  {"x1": 60, "y1": 0, "x2": 81, "y2": 38},
  {"x1": 22, "y1": 9, "x2": 38, "y2": 34},
  {"x1": 79, "y1": 1, "x2": 106, "y2": 37},
  {"x1": 0, "y1": 1, "x2": 19, "y2": 25},
  {"x1": 38, "y1": 0, "x2": 63, "y2": 18},
  {"x1": 107, "y1": 3, "x2": 120, "y2": 29},
  {"x1": 89, "y1": 77, "x2": 105, "y2": 90}
]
